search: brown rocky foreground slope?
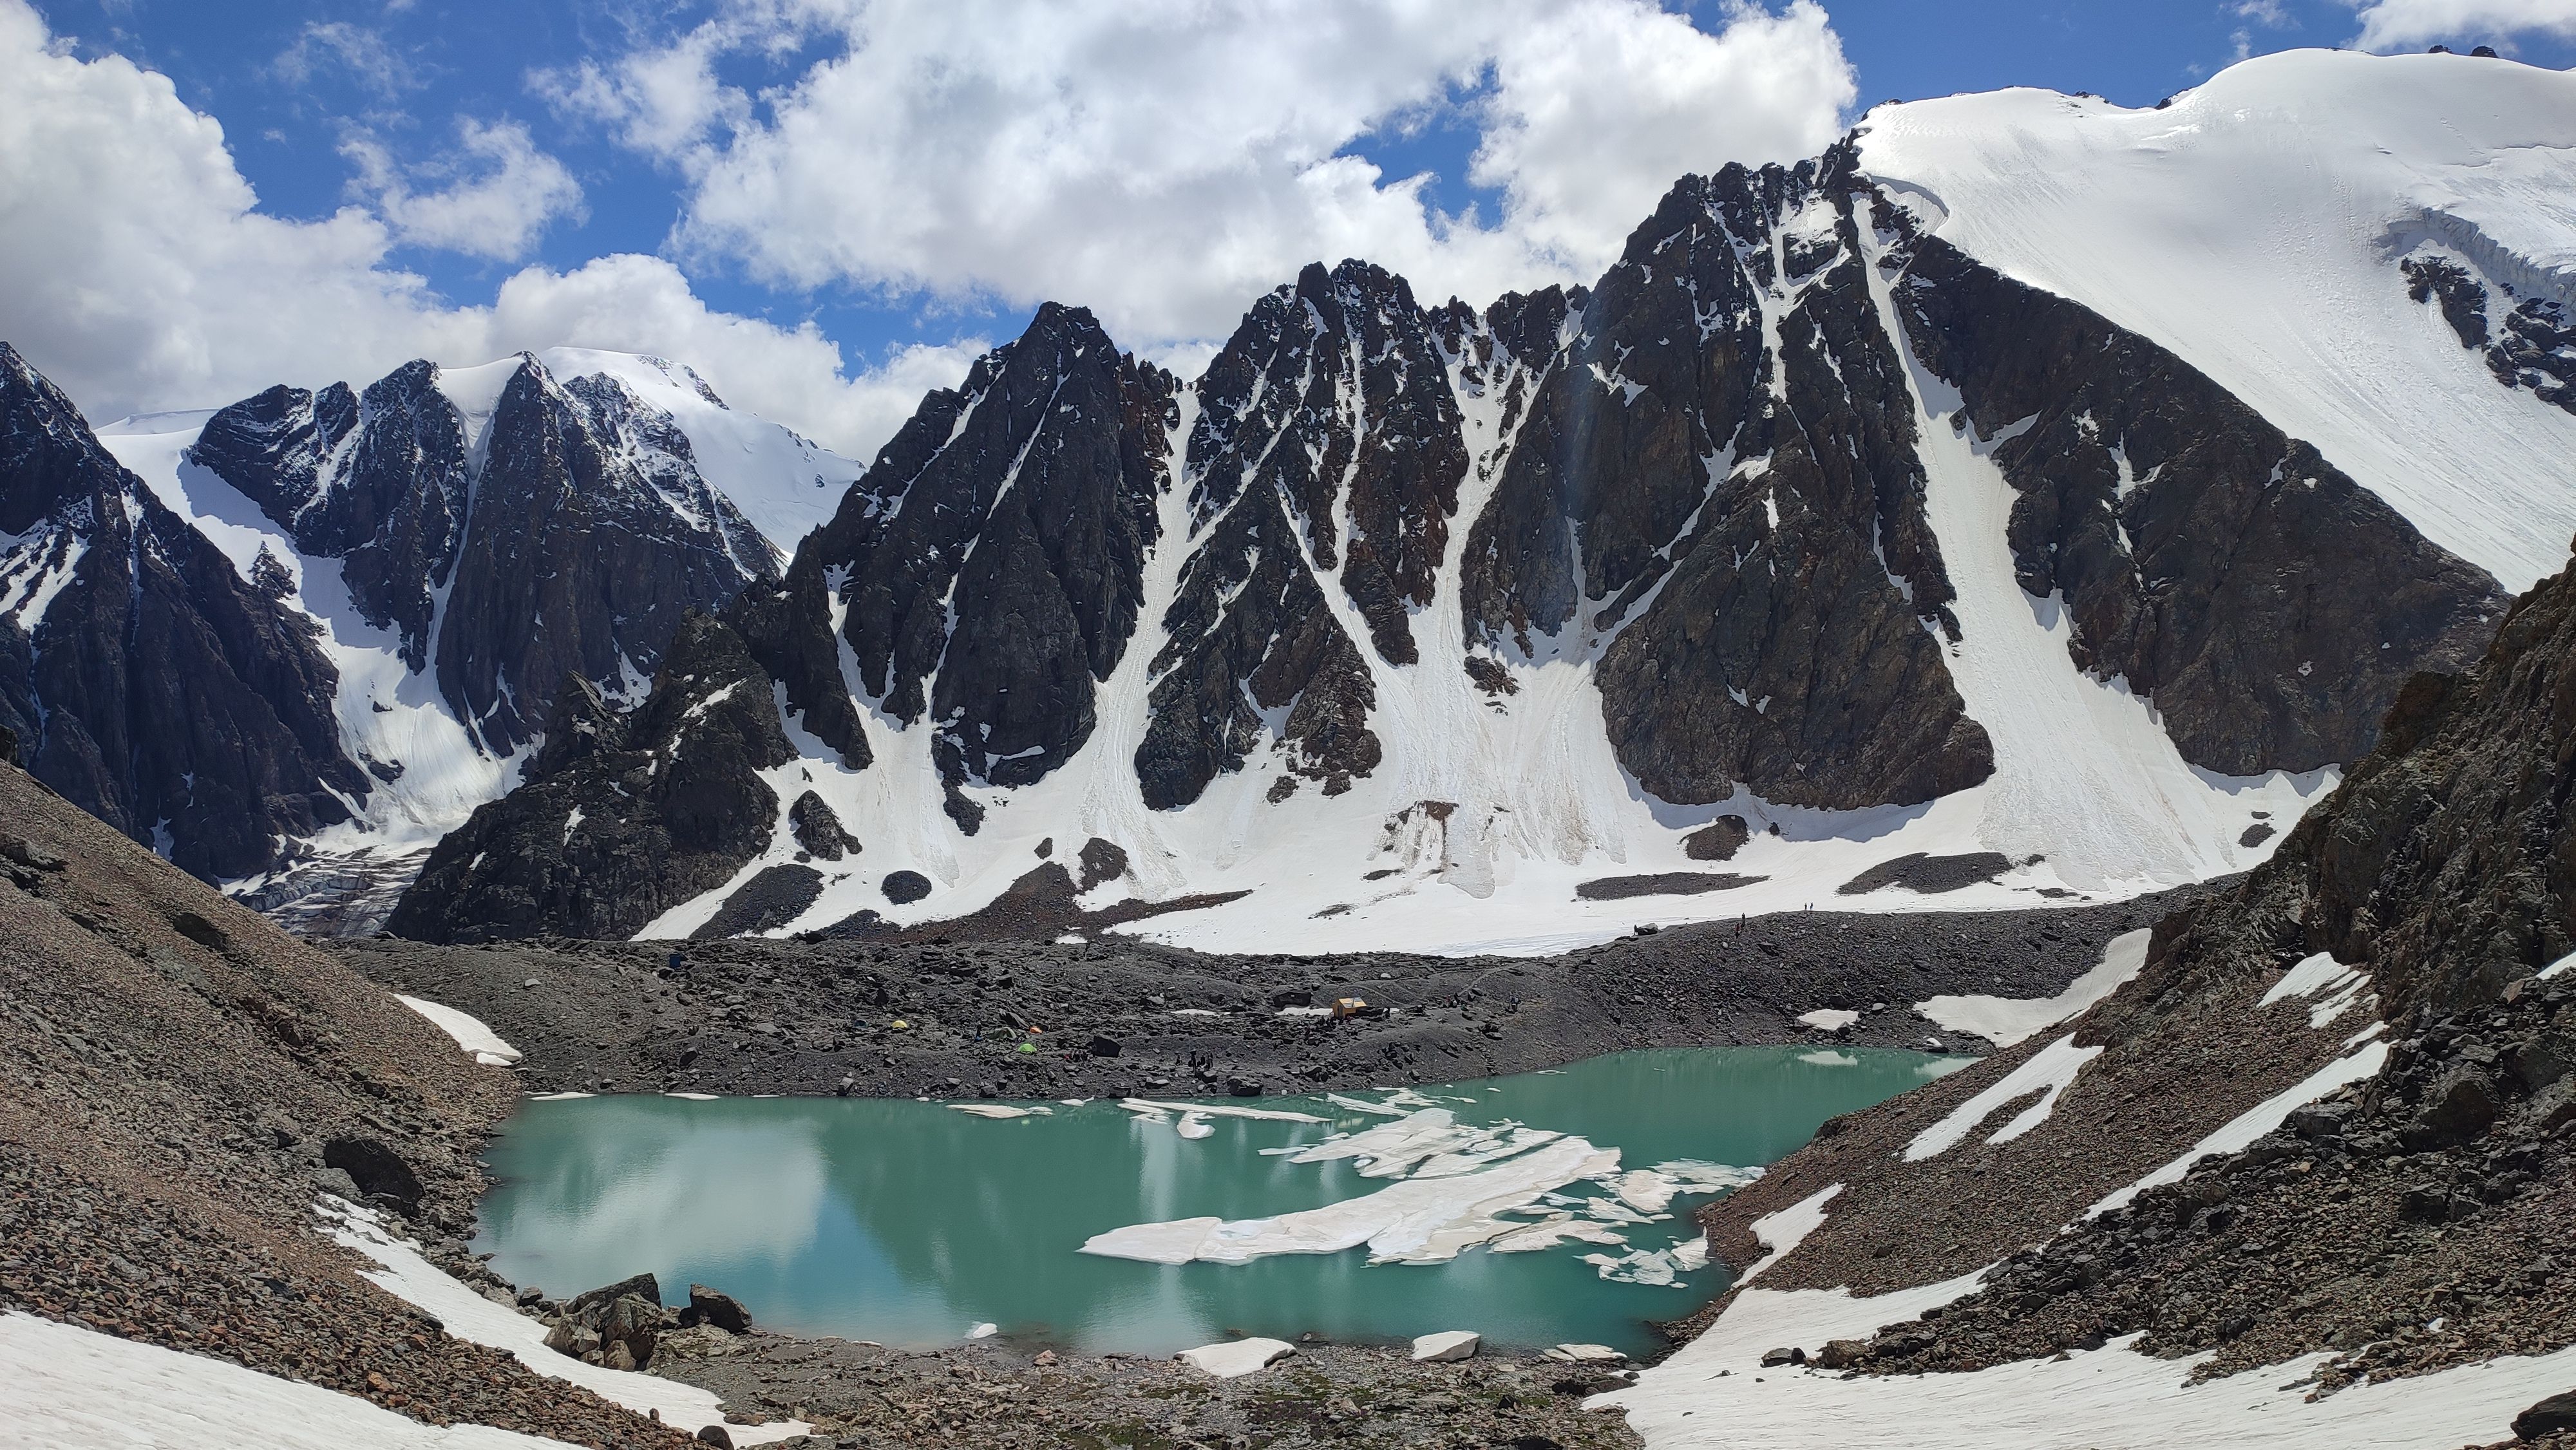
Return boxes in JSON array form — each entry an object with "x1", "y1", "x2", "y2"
[
  {"x1": 1674, "y1": 540, "x2": 2576, "y2": 1438},
  {"x1": 0, "y1": 742, "x2": 688, "y2": 1447}
]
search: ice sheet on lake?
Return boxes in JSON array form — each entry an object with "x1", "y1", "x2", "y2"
[
  {"x1": 1080, "y1": 1136, "x2": 1623, "y2": 1266},
  {"x1": 1120, "y1": 1098, "x2": 1326, "y2": 1124}
]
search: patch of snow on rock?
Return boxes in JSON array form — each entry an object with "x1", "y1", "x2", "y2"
[
  {"x1": 1917, "y1": 928, "x2": 2150, "y2": 1048},
  {"x1": 1905, "y1": 1035, "x2": 2101, "y2": 1162}
]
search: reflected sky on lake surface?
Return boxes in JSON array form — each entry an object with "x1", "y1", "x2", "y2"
[{"x1": 475, "y1": 1047, "x2": 1960, "y2": 1355}]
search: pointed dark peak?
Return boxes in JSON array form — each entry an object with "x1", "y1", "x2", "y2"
[
  {"x1": 784, "y1": 288, "x2": 1175, "y2": 793},
  {"x1": 191, "y1": 380, "x2": 360, "y2": 533},
  {"x1": 0, "y1": 343, "x2": 146, "y2": 536}
]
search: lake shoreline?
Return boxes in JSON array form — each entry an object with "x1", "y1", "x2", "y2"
[
  {"x1": 334, "y1": 887, "x2": 2209, "y2": 1105},
  {"x1": 340, "y1": 898, "x2": 2206, "y2": 1445}
]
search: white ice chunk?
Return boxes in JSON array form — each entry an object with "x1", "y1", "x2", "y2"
[
  {"x1": 1797, "y1": 1009, "x2": 1861, "y2": 1032},
  {"x1": 1412, "y1": 1330, "x2": 1481, "y2": 1362},
  {"x1": 1119, "y1": 1098, "x2": 1326, "y2": 1124},
  {"x1": 1175, "y1": 1339, "x2": 1295, "y2": 1378},
  {"x1": 949, "y1": 1104, "x2": 1051, "y2": 1119}
]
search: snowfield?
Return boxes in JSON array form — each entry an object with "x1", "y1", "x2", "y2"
[
  {"x1": 0, "y1": 1312, "x2": 577, "y2": 1450},
  {"x1": 1859, "y1": 48, "x2": 2576, "y2": 593}
]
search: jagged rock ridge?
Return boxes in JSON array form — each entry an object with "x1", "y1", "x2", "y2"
[
  {"x1": 385, "y1": 147, "x2": 2510, "y2": 944},
  {"x1": 192, "y1": 353, "x2": 781, "y2": 757},
  {"x1": 0, "y1": 343, "x2": 367, "y2": 881}
]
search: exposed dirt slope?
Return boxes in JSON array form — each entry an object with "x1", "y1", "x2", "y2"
[{"x1": 0, "y1": 758, "x2": 687, "y2": 1447}]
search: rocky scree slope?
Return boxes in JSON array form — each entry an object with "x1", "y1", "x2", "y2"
[
  {"x1": 393, "y1": 144, "x2": 2503, "y2": 946},
  {"x1": 341, "y1": 892, "x2": 2180, "y2": 1099},
  {"x1": 0, "y1": 755, "x2": 691, "y2": 1447},
  {"x1": 1660, "y1": 532, "x2": 2576, "y2": 1431}
]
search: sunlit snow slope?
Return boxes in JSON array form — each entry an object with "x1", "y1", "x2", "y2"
[{"x1": 1859, "y1": 48, "x2": 2576, "y2": 592}]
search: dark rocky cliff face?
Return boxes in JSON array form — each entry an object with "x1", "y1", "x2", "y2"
[
  {"x1": 387, "y1": 612, "x2": 793, "y2": 943},
  {"x1": 1135, "y1": 261, "x2": 1457, "y2": 809},
  {"x1": 435, "y1": 361, "x2": 777, "y2": 752},
  {"x1": 0, "y1": 343, "x2": 368, "y2": 881},
  {"x1": 1560, "y1": 157, "x2": 1989, "y2": 809},
  {"x1": 194, "y1": 354, "x2": 781, "y2": 757},
  {"x1": 189, "y1": 361, "x2": 471, "y2": 671},
  {"x1": 799, "y1": 303, "x2": 1177, "y2": 808},
  {"x1": 1892, "y1": 218, "x2": 2506, "y2": 775}
]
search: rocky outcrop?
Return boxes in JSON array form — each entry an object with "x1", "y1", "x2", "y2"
[
  {"x1": 1893, "y1": 218, "x2": 2506, "y2": 773},
  {"x1": 0, "y1": 343, "x2": 369, "y2": 881},
  {"x1": 386, "y1": 612, "x2": 793, "y2": 943},
  {"x1": 1672, "y1": 538, "x2": 2576, "y2": 1403},
  {"x1": 193, "y1": 354, "x2": 781, "y2": 757},
  {"x1": 797, "y1": 303, "x2": 1177, "y2": 796},
  {"x1": 189, "y1": 361, "x2": 472, "y2": 670},
  {"x1": 2402, "y1": 254, "x2": 2576, "y2": 417}
]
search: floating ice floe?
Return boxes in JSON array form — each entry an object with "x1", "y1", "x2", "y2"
[
  {"x1": 1488, "y1": 1215, "x2": 1631, "y2": 1254},
  {"x1": 950, "y1": 1104, "x2": 1052, "y2": 1120},
  {"x1": 1176, "y1": 1111, "x2": 1214, "y2": 1140},
  {"x1": 1584, "y1": 1248, "x2": 1683, "y2": 1286},
  {"x1": 967, "y1": 1323, "x2": 998, "y2": 1340},
  {"x1": 1119, "y1": 1098, "x2": 1326, "y2": 1124},
  {"x1": 664, "y1": 1092, "x2": 721, "y2": 1101},
  {"x1": 1081, "y1": 1135, "x2": 1622, "y2": 1266}
]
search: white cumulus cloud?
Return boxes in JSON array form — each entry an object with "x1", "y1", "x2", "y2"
[
  {"x1": 2348, "y1": 0, "x2": 2576, "y2": 49},
  {"x1": 0, "y1": 0, "x2": 961, "y2": 459},
  {"x1": 343, "y1": 117, "x2": 586, "y2": 262},
  {"x1": 547, "y1": 0, "x2": 1857, "y2": 348}
]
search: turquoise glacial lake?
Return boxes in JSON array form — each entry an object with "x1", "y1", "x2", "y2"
[{"x1": 473, "y1": 1047, "x2": 1962, "y2": 1357}]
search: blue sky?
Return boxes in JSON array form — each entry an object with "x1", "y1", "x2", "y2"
[{"x1": 10, "y1": 0, "x2": 2574, "y2": 450}]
